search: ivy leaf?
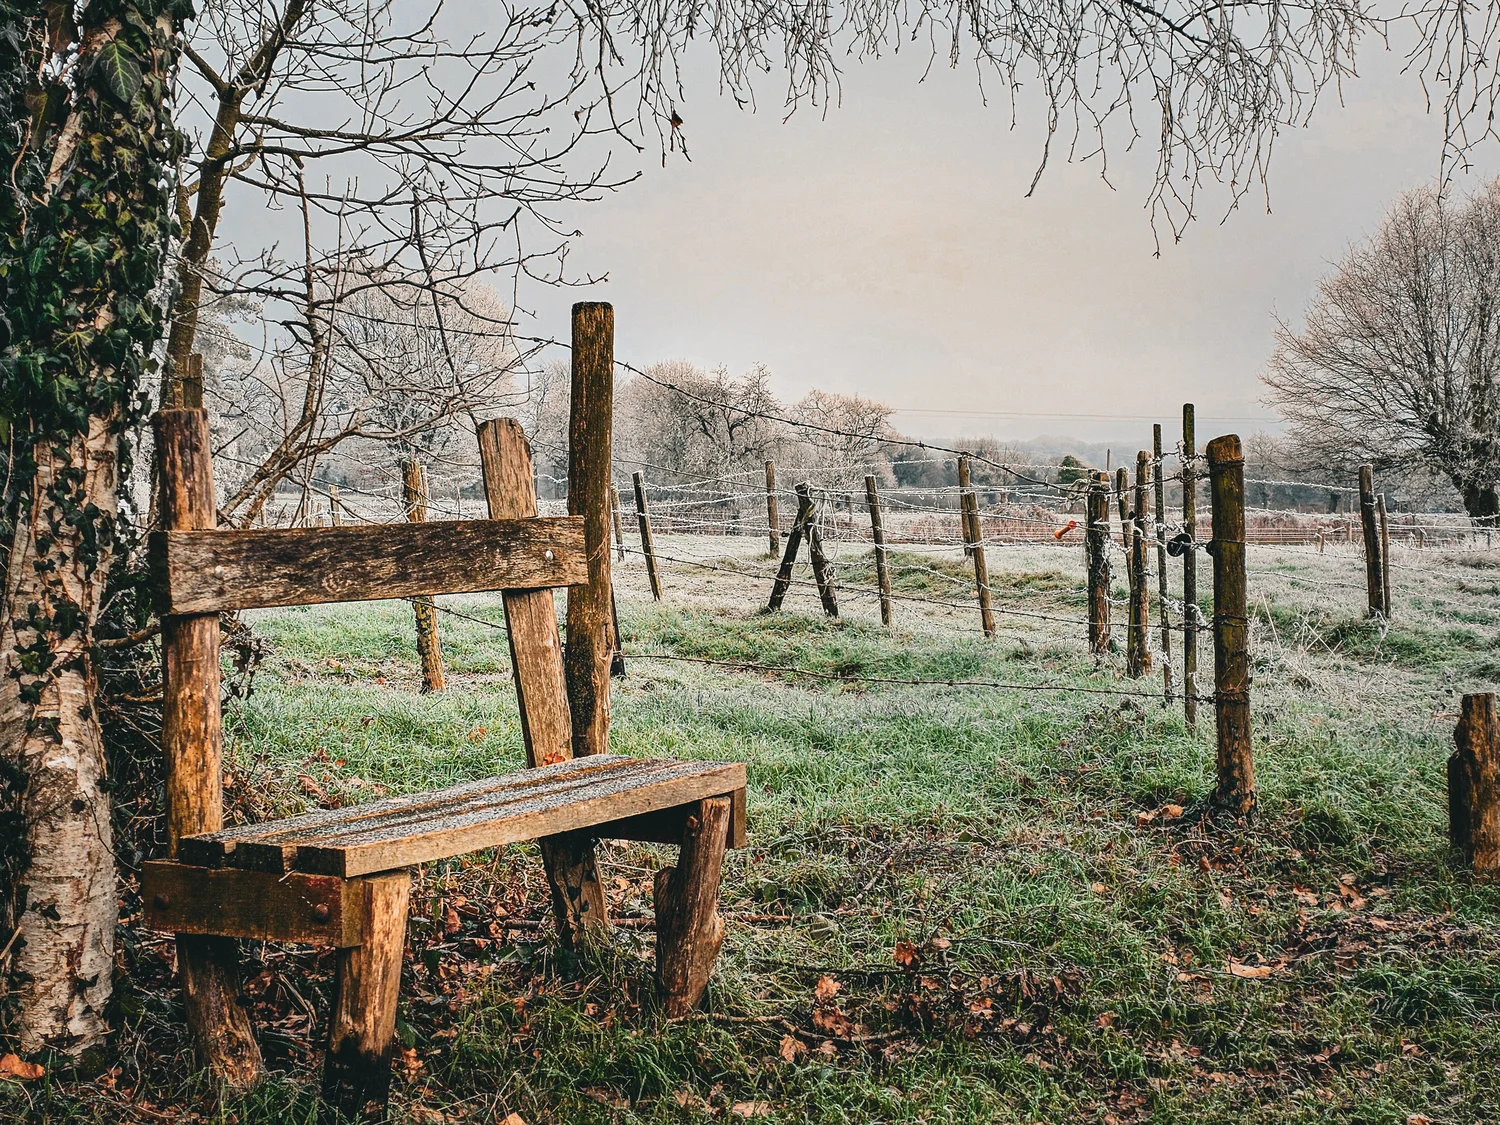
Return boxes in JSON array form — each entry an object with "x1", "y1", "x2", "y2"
[{"x1": 92, "y1": 41, "x2": 143, "y2": 105}]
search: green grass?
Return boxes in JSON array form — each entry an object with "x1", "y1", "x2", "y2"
[{"x1": 10, "y1": 574, "x2": 1500, "y2": 1124}]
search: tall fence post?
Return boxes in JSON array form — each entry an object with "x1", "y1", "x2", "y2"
[
  {"x1": 1359, "y1": 464, "x2": 1386, "y2": 617},
  {"x1": 957, "y1": 456, "x2": 978, "y2": 557},
  {"x1": 402, "y1": 459, "x2": 447, "y2": 694},
  {"x1": 959, "y1": 464, "x2": 996, "y2": 637},
  {"x1": 769, "y1": 485, "x2": 814, "y2": 611},
  {"x1": 1154, "y1": 424, "x2": 1173, "y2": 700},
  {"x1": 1182, "y1": 404, "x2": 1199, "y2": 729},
  {"x1": 610, "y1": 483, "x2": 627, "y2": 562},
  {"x1": 1126, "y1": 451, "x2": 1152, "y2": 677},
  {"x1": 1208, "y1": 433, "x2": 1254, "y2": 816},
  {"x1": 1086, "y1": 471, "x2": 1111, "y2": 654},
  {"x1": 1450, "y1": 692, "x2": 1500, "y2": 873},
  {"x1": 765, "y1": 460, "x2": 781, "y2": 556},
  {"x1": 866, "y1": 474, "x2": 894, "y2": 627},
  {"x1": 155, "y1": 408, "x2": 262, "y2": 1086},
  {"x1": 804, "y1": 485, "x2": 840, "y2": 617},
  {"x1": 633, "y1": 470, "x2": 662, "y2": 600},
  {"x1": 1377, "y1": 493, "x2": 1393, "y2": 618}
]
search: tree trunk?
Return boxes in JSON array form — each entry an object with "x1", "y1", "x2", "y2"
[
  {"x1": 0, "y1": 420, "x2": 119, "y2": 1055},
  {"x1": 1461, "y1": 480, "x2": 1500, "y2": 527}
]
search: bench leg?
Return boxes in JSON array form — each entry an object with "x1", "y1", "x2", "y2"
[
  {"x1": 541, "y1": 831, "x2": 610, "y2": 949},
  {"x1": 654, "y1": 796, "x2": 731, "y2": 1016},
  {"x1": 179, "y1": 934, "x2": 262, "y2": 1087},
  {"x1": 321, "y1": 871, "x2": 411, "y2": 1123}
]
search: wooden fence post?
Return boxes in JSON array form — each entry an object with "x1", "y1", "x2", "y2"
[
  {"x1": 959, "y1": 466, "x2": 996, "y2": 637},
  {"x1": 957, "y1": 456, "x2": 979, "y2": 557},
  {"x1": 1154, "y1": 424, "x2": 1173, "y2": 700},
  {"x1": 1126, "y1": 451, "x2": 1152, "y2": 677},
  {"x1": 765, "y1": 460, "x2": 781, "y2": 556},
  {"x1": 565, "y1": 302, "x2": 615, "y2": 758},
  {"x1": 329, "y1": 485, "x2": 342, "y2": 527},
  {"x1": 1086, "y1": 471, "x2": 1111, "y2": 654},
  {"x1": 1359, "y1": 464, "x2": 1386, "y2": 617},
  {"x1": 610, "y1": 483, "x2": 627, "y2": 563},
  {"x1": 768, "y1": 486, "x2": 814, "y2": 611},
  {"x1": 633, "y1": 471, "x2": 662, "y2": 601},
  {"x1": 1207, "y1": 434, "x2": 1254, "y2": 816},
  {"x1": 155, "y1": 409, "x2": 262, "y2": 1087},
  {"x1": 1182, "y1": 404, "x2": 1199, "y2": 728},
  {"x1": 1450, "y1": 692, "x2": 1500, "y2": 873},
  {"x1": 1377, "y1": 493, "x2": 1393, "y2": 618},
  {"x1": 804, "y1": 485, "x2": 840, "y2": 617},
  {"x1": 402, "y1": 459, "x2": 447, "y2": 694},
  {"x1": 866, "y1": 474, "x2": 894, "y2": 627}
]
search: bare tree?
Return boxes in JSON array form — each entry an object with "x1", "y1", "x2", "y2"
[
  {"x1": 790, "y1": 389, "x2": 895, "y2": 487},
  {"x1": 1264, "y1": 181, "x2": 1500, "y2": 522}
]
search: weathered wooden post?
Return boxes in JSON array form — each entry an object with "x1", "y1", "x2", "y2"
[
  {"x1": 402, "y1": 459, "x2": 447, "y2": 694},
  {"x1": 866, "y1": 474, "x2": 894, "y2": 627},
  {"x1": 565, "y1": 302, "x2": 615, "y2": 758},
  {"x1": 1114, "y1": 467, "x2": 1134, "y2": 598},
  {"x1": 960, "y1": 471, "x2": 996, "y2": 637},
  {"x1": 1086, "y1": 471, "x2": 1111, "y2": 654},
  {"x1": 1154, "y1": 424, "x2": 1173, "y2": 699},
  {"x1": 1359, "y1": 464, "x2": 1386, "y2": 617},
  {"x1": 804, "y1": 485, "x2": 840, "y2": 618},
  {"x1": 633, "y1": 471, "x2": 662, "y2": 600},
  {"x1": 1126, "y1": 451, "x2": 1152, "y2": 678},
  {"x1": 1182, "y1": 405, "x2": 1198, "y2": 728},
  {"x1": 957, "y1": 456, "x2": 979, "y2": 557},
  {"x1": 1208, "y1": 434, "x2": 1254, "y2": 816},
  {"x1": 610, "y1": 483, "x2": 627, "y2": 563},
  {"x1": 765, "y1": 460, "x2": 781, "y2": 556},
  {"x1": 155, "y1": 409, "x2": 262, "y2": 1086},
  {"x1": 768, "y1": 486, "x2": 815, "y2": 611},
  {"x1": 1377, "y1": 493, "x2": 1393, "y2": 618},
  {"x1": 329, "y1": 485, "x2": 342, "y2": 527},
  {"x1": 1450, "y1": 692, "x2": 1500, "y2": 874}
]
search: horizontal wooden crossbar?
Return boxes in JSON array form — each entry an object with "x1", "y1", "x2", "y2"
[
  {"x1": 140, "y1": 861, "x2": 365, "y2": 946},
  {"x1": 149, "y1": 516, "x2": 587, "y2": 613},
  {"x1": 181, "y1": 756, "x2": 747, "y2": 878}
]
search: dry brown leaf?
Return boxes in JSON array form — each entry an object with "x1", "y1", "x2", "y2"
[
  {"x1": 499, "y1": 1115, "x2": 528, "y2": 1125},
  {"x1": 0, "y1": 1054, "x2": 43, "y2": 1081},
  {"x1": 1091, "y1": 883, "x2": 1108, "y2": 895},
  {"x1": 1226, "y1": 960, "x2": 1275, "y2": 979},
  {"x1": 814, "y1": 975, "x2": 840, "y2": 1002},
  {"x1": 779, "y1": 1034, "x2": 806, "y2": 1063},
  {"x1": 1162, "y1": 804, "x2": 1185, "y2": 819},
  {"x1": 583, "y1": 1087, "x2": 628, "y2": 1109},
  {"x1": 893, "y1": 940, "x2": 921, "y2": 968},
  {"x1": 731, "y1": 1102, "x2": 774, "y2": 1118}
]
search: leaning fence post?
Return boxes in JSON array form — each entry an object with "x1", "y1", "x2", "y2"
[
  {"x1": 402, "y1": 459, "x2": 447, "y2": 694},
  {"x1": 632, "y1": 471, "x2": 662, "y2": 600},
  {"x1": 765, "y1": 459, "x2": 781, "y2": 556},
  {"x1": 1154, "y1": 424, "x2": 1173, "y2": 700},
  {"x1": 866, "y1": 474, "x2": 894, "y2": 627},
  {"x1": 768, "y1": 485, "x2": 814, "y2": 611},
  {"x1": 1359, "y1": 464, "x2": 1386, "y2": 617},
  {"x1": 1208, "y1": 434, "x2": 1254, "y2": 816},
  {"x1": 1377, "y1": 493, "x2": 1392, "y2": 618},
  {"x1": 959, "y1": 467, "x2": 996, "y2": 637},
  {"x1": 610, "y1": 483, "x2": 627, "y2": 563},
  {"x1": 1450, "y1": 692, "x2": 1500, "y2": 873},
  {"x1": 804, "y1": 485, "x2": 840, "y2": 617},
  {"x1": 1182, "y1": 404, "x2": 1199, "y2": 728},
  {"x1": 1086, "y1": 471, "x2": 1111, "y2": 654},
  {"x1": 957, "y1": 456, "x2": 980, "y2": 557},
  {"x1": 1126, "y1": 451, "x2": 1152, "y2": 678}
]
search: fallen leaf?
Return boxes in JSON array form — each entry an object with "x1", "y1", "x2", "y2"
[
  {"x1": 0, "y1": 1054, "x2": 43, "y2": 1081},
  {"x1": 1226, "y1": 960, "x2": 1275, "y2": 979},
  {"x1": 814, "y1": 975, "x2": 840, "y2": 1002},
  {"x1": 779, "y1": 1034, "x2": 806, "y2": 1063},
  {"x1": 443, "y1": 904, "x2": 462, "y2": 936},
  {"x1": 583, "y1": 1087, "x2": 628, "y2": 1109},
  {"x1": 731, "y1": 1102, "x2": 774, "y2": 1118},
  {"x1": 499, "y1": 1115, "x2": 528, "y2": 1125},
  {"x1": 1097, "y1": 1012, "x2": 1118, "y2": 1028},
  {"x1": 1091, "y1": 883, "x2": 1108, "y2": 895},
  {"x1": 1162, "y1": 804, "x2": 1185, "y2": 819},
  {"x1": 893, "y1": 940, "x2": 922, "y2": 968}
]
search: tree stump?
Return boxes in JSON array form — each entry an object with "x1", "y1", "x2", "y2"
[
  {"x1": 1450, "y1": 693, "x2": 1500, "y2": 874},
  {"x1": 655, "y1": 796, "x2": 731, "y2": 1016}
]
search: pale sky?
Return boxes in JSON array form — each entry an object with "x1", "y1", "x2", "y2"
[{"x1": 530, "y1": 41, "x2": 1500, "y2": 447}]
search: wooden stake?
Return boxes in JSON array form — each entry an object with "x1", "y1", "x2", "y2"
[
  {"x1": 1377, "y1": 493, "x2": 1392, "y2": 618},
  {"x1": 768, "y1": 487, "x2": 814, "y2": 611},
  {"x1": 565, "y1": 302, "x2": 614, "y2": 758},
  {"x1": 957, "y1": 456, "x2": 979, "y2": 556},
  {"x1": 959, "y1": 471, "x2": 995, "y2": 637},
  {"x1": 1450, "y1": 692, "x2": 1500, "y2": 874},
  {"x1": 1154, "y1": 425, "x2": 1173, "y2": 700},
  {"x1": 610, "y1": 484, "x2": 627, "y2": 563},
  {"x1": 1359, "y1": 464, "x2": 1386, "y2": 617},
  {"x1": 402, "y1": 459, "x2": 446, "y2": 694},
  {"x1": 803, "y1": 484, "x2": 840, "y2": 617},
  {"x1": 865, "y1": 475, "x2": 894, "y2": 627},
  {"x1": 320, "y1": 871, "x2": 410, "y2": 1123},
  {"x1": 1126, "y1": 451, "x2": 1152, "y2": 677},
  {"x1": 655, "y1": 795, "x2": 731, "y2": 1016},
  {"x1": 633, "y1": 471, "x2": 662, "y2": 601},
  {"x1": 1207, "y1": 434, "x2": 1254, "y2": 816},
  {"x1": 329, "y1": 485, "x2": 342, "y2": 527},
  {"x1": 765, "y1": 460, "x2": 781, "y2": 556},
  {"x1": 1086, "y1": 471, "x2": 1111, "y2": 654},
  {"x1": 1182, "y1": 405, "x2": 1198, "y2": 728},
  {"x1": 154, "y1": 409, "x2": 262, "y2": 1088}
]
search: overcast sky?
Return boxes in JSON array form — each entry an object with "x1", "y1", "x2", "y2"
[{"x1": 527, "y1": 41, "x2": 1500, "y2": 447}]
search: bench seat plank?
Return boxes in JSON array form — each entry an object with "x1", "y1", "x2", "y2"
[
  {"x1": 182, "y1": 756, "x2": 746, "y2": 878},
  {"x1": 150, "y1": 516, "x2": 587, "y2": 614}
]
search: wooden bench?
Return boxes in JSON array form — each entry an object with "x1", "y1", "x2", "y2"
[{"x1": 141, "y1": 401, "x2": 745, "y2": 1122}]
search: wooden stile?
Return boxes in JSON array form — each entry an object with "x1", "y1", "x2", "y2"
[
  {"x1": 802, "y1": 484, "x2": 840, "y2": 617},
  {"x1": 565, "y1": 301, "x2": 614, "y2": 759},
  {"x1": 1182, "y1": 404, "x2": 1199, "y2": 728},
  {"x1": 1154, "y1": 425, "x2": 1173, "y2": 700},
  {"x1": 765, "y1": 460, "x2": 781, "y2": 556},
  {"x1": 768, "y1": 487, "x2": 814, "y2": 611},
  {"x1": 633, "y1": 471, "x2": 663, "y2": 600},
  {"x1": 402, "y1": 459, "x2": 447, "y2": 694},
  {"x1": 1207, "y1": 434, "x2": 1254, "y2": 816},
  {"x1": 1359, "y1": 464, "x2": 1386, "y2": 617},
  {"x1": 154, "y1": 409, "x2": 262, "y2": 1087},
  {"x1": 1126, "y1": 451, "x2": 1152, "y2": 678},
  {"x1": 1450, "y1": 693, "x2": 1500, "y2": 874},
  {"x1": 865, "y1": 475, "x2": 894, "y2": 627},
  {"x1": 1086, "y1": 472, "x2": 1111, "y2": 654}
]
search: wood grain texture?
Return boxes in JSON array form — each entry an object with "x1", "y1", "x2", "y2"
[
  {"x1": 655, "y1": 796, "x2": 731, "y2": 1017},
  {"x1": 804, "y1": 484, "x2": 840, "y2": 618},
  {"x1": 766, "y1": 460, "x2": 781, "y2": 556},
  {"x1": 141, "y1": 861, "x2": 362, "y2": 946},
  {"x1": 1086, "y1": 472, "x2": 1111, "y2": 655},
  {"x1": 1182, "y1": 405, "x2": 1199, "y2": 728},
  {"x1": 1208, "y1": 434, "x2": 1255, "y2": 816},
  {"x1": 1126, "y1": 451, "x2": 1152, "y2": 678},
  {"x1": 150, "y1": 516, "x2": 585, "y2": 614},
  {"x1": 154, "y1": 408, "x2": 262, "y2": 1088},
  {"x1": 1153, "y1": 424, "x2": 1173, "y2": 699},
  {"x1": 1359, "y1": 464, "x2": 1386, "y2": 618},
  {"x1": 320, "y1": 872, "x2": 410, "y2": 1123},
  {"x1": 767, "y1": 487, "x2": 813, "y2": 611},
  {"x1": 1450, "y1": 693, "x2": 1500, "y2": 874},
  {"x1": 565, "y1": 302, "x2": 614, "y2": 759},
  {"x1": 603, "y1": 787, "x2": 747, "y2": 848},
  {"x1": 865, "y1": 475, "x2": 893, "y2": 627},
  {"x1": 960, "y1": 483, "x2": 995, "y2": 637}
]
